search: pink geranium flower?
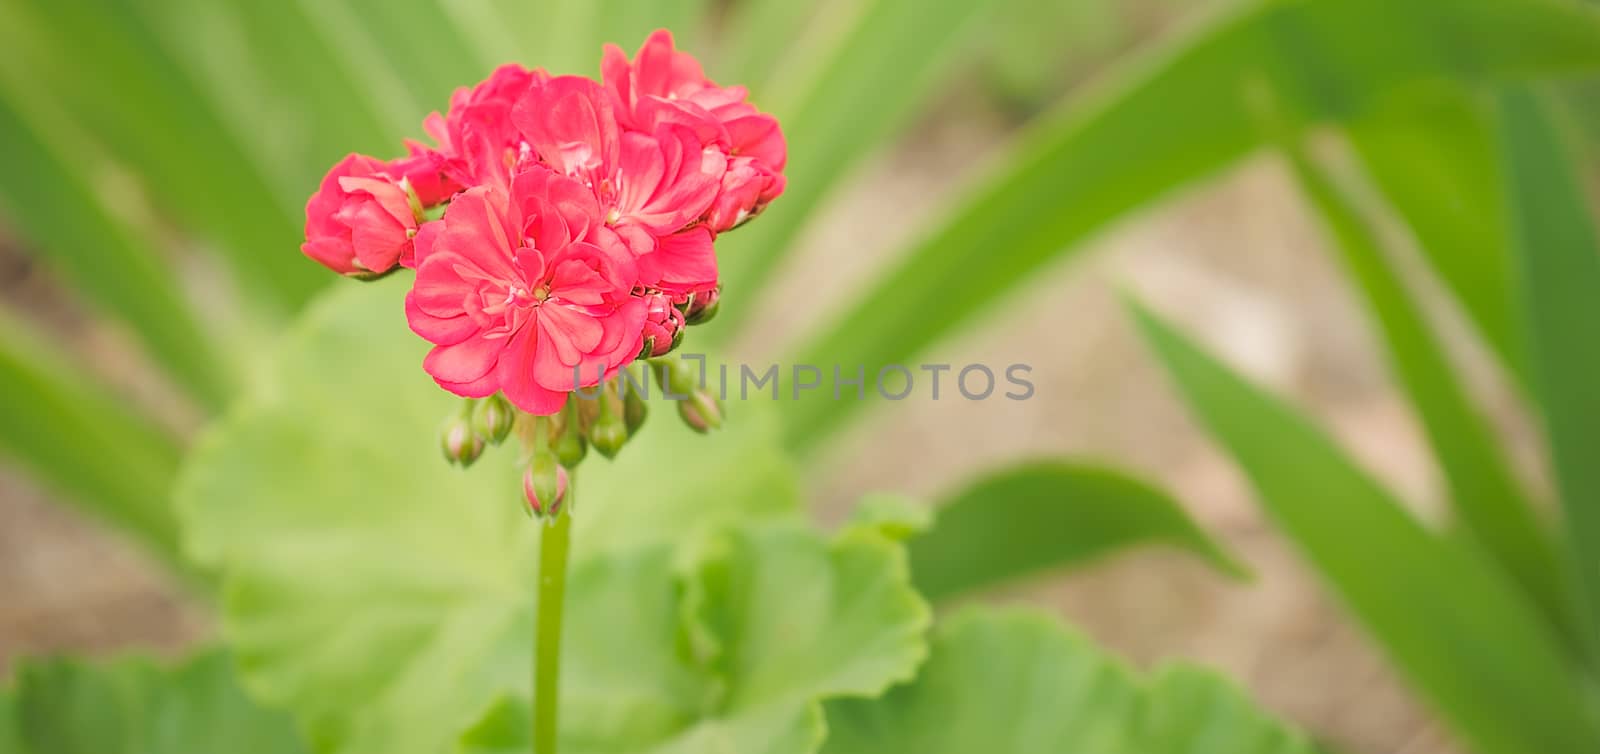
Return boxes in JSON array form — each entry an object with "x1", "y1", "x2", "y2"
[
  {"x1": 601, "y1": 30, "x2": 787, "y2": 230},
  {"x1": 418, "y1": 63, "x2": 546, "y2": 191},
  {"x1": 301, "y1": 154, "x2": 419, "y2": 277},
  {"x1": 513, "y1": 75, "x2": 726, "y2": 256},
  {"x1": 406, "y1": 167, "x2": 645, "y2": 414}
]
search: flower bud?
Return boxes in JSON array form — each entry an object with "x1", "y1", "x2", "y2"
[
  {"x1": 476, "y1": 394, "x2": 516, "y2": 444},
  {"x1": 554, "y1": 419, "x2": 588, "y2": 467},
  {"x1": 623, "y1": 382, "x2": 648, "y2": 435},
  {"x1": 441, "y1": 415, "x2": 485, "y2": 467},
  {"x1": 683, "y1": 286, "x2": 720, "y2": 326},
  {"x1": 587, "y1": 388, "x2": 629, "y2": 459},
  {"x1": 523, "y1": 452, "x2": 568, "y2": 517},
  {"x1": 638, "y1": 293, "x2": 686, "y2": 359},
  {"x1": 678, "y1": 389, "x2": 723, "y2": 433}
]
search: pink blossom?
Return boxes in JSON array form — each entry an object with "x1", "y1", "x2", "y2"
[
  {"x1": 301, "y1": 154, "x2": 419, "y2": 277},
  {"x1": 406, "y1": 168, "x2": 645, "y2": 414},
  {"x1": 601, "y1": 30, "x2": 787, "y2": 232},
  {"x1": 639, "y1": 292, "x2": 685, "y2": 358},
  {"x1": 513, "y1": 75, "x2": 726, "y2": 254},
  {"x1": 419, "y1": 63, "x2": 546, "y2": 190},
  {"x1": 386, "y1": 146, "x2": 463, "y2": 207},
  {"x1": 706, "y1": 156, "x2": 785, "y2": 232}
]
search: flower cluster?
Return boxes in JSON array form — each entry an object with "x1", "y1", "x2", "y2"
[{"x1": 301, "y1": 30, "x2": 784, "y2": 417}]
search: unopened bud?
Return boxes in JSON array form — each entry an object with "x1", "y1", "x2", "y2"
[
  {"x1": 623, "y1": 383, "x2": 648, "y2": 435},
  {"x1": 441, "y1": 415, "x2": 485, "y2": 467},
  {"x1": 587, "y1": 387, "x2": 629, "y2": 459},
  {"x1": 683, "y1": 286, "x2": 720, "y2": 326},
  {"x1": 523, "y1": 452, "x2": 568, "y2": 517},
  {"x1": 639, "y1": 293, "x2": 686, "y2": 359},
  {"x1": 678, "y1": 389, "x2": 723, "y2": 433},
  {"x1": 554, "y1": 420, "x2": 587, "y2": 467},
  {"x1": 477, "y1": 394, "x2": 515, "y2": 444}
]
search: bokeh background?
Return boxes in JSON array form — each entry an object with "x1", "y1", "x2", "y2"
[{"x1": 3, "y1": 1, "x2": 1599, "y2": 753}]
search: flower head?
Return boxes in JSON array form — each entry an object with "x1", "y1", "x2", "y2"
[
  {"x1": 302, "y1": 154, "x2": 420, "y2": 277},
  {"x1": 513, "y1": 76, "x2": 726, "y2": 255},
  {"x1": 602, "y1": 30, "x2": 787, "y2": 229},
  {"x1": 406, "y1": 168, "x2": 645, "y2": 414}
]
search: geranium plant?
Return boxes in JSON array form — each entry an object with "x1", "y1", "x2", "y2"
[{"x1": 296, "y1": 30, "x2": 787, "y2": 754}]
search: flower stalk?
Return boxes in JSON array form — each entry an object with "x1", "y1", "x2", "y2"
[{"x1": 533, "y1": 476, "x2": 572, "y2": 754}]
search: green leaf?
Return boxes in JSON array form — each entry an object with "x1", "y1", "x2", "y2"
[
  {"x1": 710, "y1": 0, "x2": 992, "y2": 320},
  {"x1": 0, "y1": 90, "x2": 232, "y2": 409},
  {"x1": 1498, "y1": 85, "x2": 1600, "y2": 659},
  {"x1": 459, "y1": 523, "x2": 929, "y2": 754},
  {"x1": 0, "y1": 1, "x2": 327, "y2": 312},
  {"x1": 1278, "y1": 132, "x2": 1567, "y2": 636},
  {"x1": 177, "y1": 280, "x2": 876, "y2": 754},
  {"x1": 0, "y1": 310, "x2": 183, "y2": 564},
  {"x1": 908, "y1": 461, "x2": 1242, "y2": 602},
  {"x1": 1130, "y1": 301, "x2": 1600, "y2": 754},
  {"x1": 1347, "y1": 85, "x2": 1528, "y2": 385},
  {"x1": 5, "y1": 650, "x2": 309, "y2": 754},
  {"x1": 844, "y1": 493, "x2": 934, "y2": 541},
  {"x1": 821, "y1": 607, "x2": 1317, "y2": 754},
  {"x1": 782, "y1": 0, "x2": 1600, "y2": 450}
]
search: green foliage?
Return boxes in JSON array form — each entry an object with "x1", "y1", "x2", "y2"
[
  {"x1": 1131, "y1": 302, "x2": 1600, "y2": 754},
  {"x1": 783, "y1": 0, "x2": 1600, "y2": 449},
  {"x1": 176, "y1": 281, "x2": 930, "y2": 754},
  {"x1": 1276, "y1": 133, "x2": 1566, "y2": 634},
  {"x1": 0, "y1": 310, "x2": 183, "y2": 563},
  {"x1": 821, "y1": 608, "x2": 1317, "y2": 754},
  {"x1": 907, "y1": 461, "x2": 1243, "y2": 602},
  {"x1": 1347, "y1": 86, "x2": 1528, "y2": 384},
  {"x1": 3, "y1": 650, "x2": 309, "y2": 754},
  {"x1": 1497, "y1": 85, "x2": 1600, "y2": 658}
]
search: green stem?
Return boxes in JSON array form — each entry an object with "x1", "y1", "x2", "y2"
[{"x1": 533, "y1": 480, "x2": 572, "y2": 754}]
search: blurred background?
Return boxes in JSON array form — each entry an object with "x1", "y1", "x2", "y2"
[{"x1": 3, "y1": 1, "x2": 1599, "y2": 753}]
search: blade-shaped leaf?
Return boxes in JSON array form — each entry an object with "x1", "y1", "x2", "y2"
[
  {"x1": 1347, "y1": 85, "x2": 1528, "y2": 385},
  {"x1": 5, "y1": 650, "x2": 310, "y2": 754},
  {"x1": 1130, "y1": 301, "x2": 1600, "y2": 754},
  {"x1": 176, "y1": 280, "x2": 844, "y2": 754},
  {"x1": 458, "y1": 524, "x2": 929, "y2": 754},
  {"x1": 0, "y1": 1, "x2": 327, "y2": 311},
  {"x1": 1498, "y1": 85, "x2": 1600, "y2": 659},
  {"x1": 908, "y1": 461, "x2": 1243, "y2": 602},
  {"x1": 1279, "y1": 135, "x2": 1567, "y2": 636},
  {"x1": 0, "y1": 91, "x2": 232, "y2": 408},
  {"x1": 709, "y1": 0, "x2": 992, "y2": 319},
  {"x1": 0, "y1": 311, "x2": 182, "y2": 562},
  {"x1": 783, "y1": 0, "x2": 1600, "y2": 450},
  {"x1": 821, "y1": 607, "x2": 1317, "y2": 754}
]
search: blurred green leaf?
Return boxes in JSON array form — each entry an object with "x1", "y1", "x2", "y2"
[
  {"x1": 1130, "y1": 300, "x2": 1600, "y2": 754},
  {"x1": 459, "y1": 524, "x2": 928, "y2": 754},
  {"x1": 783, "y1": 0, "x2": 1600, "y2": 450},
  {"x1": 0, "y1": 92, "x2": 232, "y2": 408},
  {"x1": 0, "y1": 1, "x2": 327, "y2": 312},
  {"x1": 1498, "y1": 85, "x2": 1600, "y2": 659},
  {"x1": 1279, "y1": 134, "x2": 1567, "y2": 636},
  {"x1": 176, "y1": 280, "x2": 826, "y2": 754},
  {"x1": 821, "y1": 607, "x2": 1316, "y2": 754},
  {"x1": 711, "y1": 0, "x2": 992, "y2": 320},
  {"x1": 845, "y1": 493, "x2": 935, "y2": 541},
  {"x1": 1347, "y1": 86, "x2": 1529, "y2": 385},
  {"x1": 908, "y1": 461, "x2": 1243, "y2": 602},
  {"x1": 0, "y1": 311, "x2": 182, "y2": 562},
  {"x1": 5, "y1": 650, "x2": 309, "y2": 754}
]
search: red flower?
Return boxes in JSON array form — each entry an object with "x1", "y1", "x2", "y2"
[
  {"x1": 301, "y1": 154, "x2": 419, "y2": 277},
  {"x1": 513, "y1": 75, "x2": 726, "y2": 255},
  {"x1": 406, "y1": 168, "x2": 645, "y2": 414},
  {"x1": 602, "y1": 30, "x2": 786, "y2": 230},
  {"x1": 419, "y1": 63, "x2": 546, "y2": 191}
]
